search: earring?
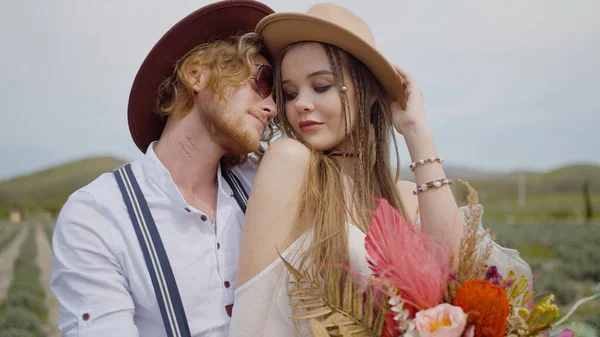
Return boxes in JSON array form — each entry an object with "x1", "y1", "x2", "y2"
[{"x1": 341, "y1": 86, "x2": 348, "y2": 93}]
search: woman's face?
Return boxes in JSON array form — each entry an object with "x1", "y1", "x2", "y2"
[{"x1": 280, "y1": 43, "x2": 359, "y2": 151}]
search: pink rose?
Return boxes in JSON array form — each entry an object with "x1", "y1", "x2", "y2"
[{"x1": 414, "y1": 304, "x2": 468, "y2": 337}]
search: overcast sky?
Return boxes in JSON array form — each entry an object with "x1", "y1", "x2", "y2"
[{"x1": 1, "y1": 0, "x2": 598, "y2": 180}]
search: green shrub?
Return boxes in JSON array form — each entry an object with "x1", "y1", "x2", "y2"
[
  {"x1": 0, "y1": 228, "x2": 20, "y2": 254},
  {"x1": 554, "y1": 322, "x2": 599, "y2": 337},
  {"x1": 549, "y1": 210, "x2": 576, "y2": 219},
  {"x1": 0, "y1": 329, "x2": 35, "y2": 337},
  {"x1": 486, "y1": 221, "x2": 600, "y2": 285},
  {"x1": 584, "y1": 314, "x2": 600, "y2": 330},
  {"x1": 514, "y1": 243, "x2": 557, "y2": 260},
  {"x1": 557, "y1": 232, "x2": 600, "y2": 282},
  {"x1": 0, "y1": 291, "x2": 48, "y2": 322},
  {"x1": 533, "y1": 268, "x2": 579, "y2": 306},
  {"x1": 12, "y1": 263, "x2": 41, "y2": 279},
  {"x1": 44, "y1": 224, "x2": 53, "y2": 246},
  {"x1": 7, "y1": 281, "x2": 45, "y2": 301},
  {"x1": 0, "y1": 307, "x2": 46, "y2": 337},
  {"x1": 6, "y1": 228, "x2": 46, "y2": 303},
  {"x1": 0, "y1": 207, "x2": 9, "y2": 220}
]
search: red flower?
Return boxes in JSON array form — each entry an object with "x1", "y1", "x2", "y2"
[{"x1": 452, "y1": 280, "x2": 510, "y2": 337}]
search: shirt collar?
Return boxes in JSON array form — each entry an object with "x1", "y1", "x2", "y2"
[{"x1": 141, "y1": 141, "x2": 231, "y2": 207}]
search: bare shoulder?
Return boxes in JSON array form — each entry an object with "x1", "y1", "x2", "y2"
[
  {"x1": 236, "y1": 138, "x2": 310, "y2": 287},
  {"x1": 263, "y1": 138, "x2": 310, "y2": 164},
  {"x1": 256, "y1": 138, "x2": 311, "y2": 187},
  {"x1": 396, "y1": 180, "x2": 419, "y2": 223}
]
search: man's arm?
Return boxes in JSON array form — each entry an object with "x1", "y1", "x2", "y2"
[{"x1": 50, "y1": 190, "x2": 139, "y2": 337}]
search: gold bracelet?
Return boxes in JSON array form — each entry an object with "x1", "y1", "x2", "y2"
[{"x1": 413, "y1": 178, "x2": 452, "y2": 195}]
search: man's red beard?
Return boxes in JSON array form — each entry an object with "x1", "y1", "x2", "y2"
[{"x1": 202, "y1": 105, "x2": 261, "y2": 155}]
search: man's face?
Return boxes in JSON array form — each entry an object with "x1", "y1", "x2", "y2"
[{"x1": 201, "y1": 54, "x2": 276, "y2": 155}]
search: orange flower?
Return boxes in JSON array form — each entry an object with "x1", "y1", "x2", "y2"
[{"x1": 452, "y1": 280, "x2": 510, "y2": 337}]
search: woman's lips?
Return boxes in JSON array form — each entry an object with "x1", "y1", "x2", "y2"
[{"x1": 299, "y1": 120, "x2": 323, "y2": 132}]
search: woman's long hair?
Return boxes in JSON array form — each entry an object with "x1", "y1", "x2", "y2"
[{"x1": 266, "y1": 42, "x2": 410, "y2": 294}]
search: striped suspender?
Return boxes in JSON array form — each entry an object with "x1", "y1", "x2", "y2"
[
  {"x1": 114, "y1": 164, "x2": 249, "y2": 337},
  {"x1": 114, "y1": 164, "x2": 191, "y2": 337},
  {"x1": 221, "y1": 170, "x2": 249, "y2": 213}
]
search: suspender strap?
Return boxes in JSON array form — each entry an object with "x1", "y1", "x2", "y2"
[
  {"x1": 222, "y1": 170, "x2": 249, "y2": 213},
  {"x1": 114, "y1": 164, "x2": 191, "y2": 337}
]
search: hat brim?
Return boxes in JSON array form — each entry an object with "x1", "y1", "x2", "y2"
[
  {"x1": 128, "y1": 1, "x2": 274, "y2": 153},
  {"x1": 256, "y1": 13, "x2": 405, "y2": 104}
]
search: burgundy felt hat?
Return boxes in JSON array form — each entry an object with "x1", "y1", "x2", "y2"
[{"x1": 127, "y1": 0, "x2": 275, "y2": 153}]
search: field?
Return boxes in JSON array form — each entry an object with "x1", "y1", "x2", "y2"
[
  {"x1": 485, "y1": 220, "x2": 600, "y2": 329},
  {"x1": 452, "y1": 164, "x2": 600, "y2": 223},
  {"x1": 1, "y1": 220, "x2": 597, "y2": 336},
  {"x1": 0, "y1": 221, "x2": 59, "y2": 337},
  {"x1": 0, "y1": 157, "x2": 598, "y2": 336}
]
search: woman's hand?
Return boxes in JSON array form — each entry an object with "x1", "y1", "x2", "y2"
[{"x1": 390, "y1": 65, "x2": 429, "y2": 141}]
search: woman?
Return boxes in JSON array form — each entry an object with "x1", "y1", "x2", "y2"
[{"x1": 229, "y1": 3, "x2": 531, "y2": 336}]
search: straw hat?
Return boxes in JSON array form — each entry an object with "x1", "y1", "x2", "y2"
[
  {"x1": 256, "y1": 3, "x2": 405, "y2": 104},
  {"x1": 128, "y1": 0, "x2": 274, "y2": 153}
]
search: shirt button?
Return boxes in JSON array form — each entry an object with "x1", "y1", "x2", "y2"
[
  {"x1": 224, "y1": 281, "x2": 230, "y2": 288},
  {"x1": 184, "y1": 207, "x2": 191, "y2": 213},
  {"x1": 217, "y1": 242, "x2": 221, "y2": 250},
  {"x1": 200, "y1": 214, "x2": 207, "y2": 221},
  {"x1": 82, "y1": 313, "x2": 90, "y2": 321}
]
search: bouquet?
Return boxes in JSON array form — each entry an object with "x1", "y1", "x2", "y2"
[{"x1": 281, "y1": 182, "x2": 599, "y2": 337}]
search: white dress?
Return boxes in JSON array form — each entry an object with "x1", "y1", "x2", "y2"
[{"x1": 227, "y1": 205, "x2": 532, "y2": 337}]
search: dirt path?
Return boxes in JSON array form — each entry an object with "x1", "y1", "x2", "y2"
[
  {"x1": 0, "y1": 227, "x2": 26, "y2": 299},
  {"x1": 36, "y1": 224, "x2": 61, "y2": 337}
]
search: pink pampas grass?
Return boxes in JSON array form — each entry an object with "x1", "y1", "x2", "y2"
[{"x1": 365, "y1": 198, "x2": 450, "y2": 314}]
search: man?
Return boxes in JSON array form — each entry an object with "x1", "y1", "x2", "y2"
[{"x1": 50, "y1": 1, "x2": 276, "y2": 336}]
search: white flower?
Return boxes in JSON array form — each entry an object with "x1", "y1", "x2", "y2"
[
  {"x1": 403, "y1": 329, "x2": 419, "y2": 337},
  {"x1": 394, "y1": 309, "x2": 410, "y2": 321},
  {"x1": 389, "y1": 294, "x2": 402, "y2": 306}
]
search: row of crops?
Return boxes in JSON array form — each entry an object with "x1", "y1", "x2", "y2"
[
  {"x1": 0, "y1": 226, "x2": 20, "y2": 254},
  {"x1": 0, "y1": 227, "x2": 49, "y2": 337}
]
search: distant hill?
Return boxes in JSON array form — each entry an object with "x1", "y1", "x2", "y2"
[
  {"x1": 0, "y1": 155, "x2": 598, "y2": 222},
  {"x1": 0, "y1": 156, "x2": 127, "y2": 215},
  {"x1": 459, "y1": 164, "x2": 600, "y2": 199},
  {"x1": 453, "y1": 164, "x2": 600, "y2": 221}
]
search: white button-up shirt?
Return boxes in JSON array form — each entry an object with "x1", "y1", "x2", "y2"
[{"x1": 50, "y1": 142, "x2": 257, "y2": 337}]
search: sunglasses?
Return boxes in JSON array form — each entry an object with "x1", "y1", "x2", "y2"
[{"x1": 251, "y1": 63, "x2": 274, "y2": 98}]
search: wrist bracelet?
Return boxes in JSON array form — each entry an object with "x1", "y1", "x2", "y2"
[
  {"x1": 410, "y1": 157, "x2": 444, "y2": 171},
  {"x1": 413, "y1": 178, "x2": 452, "y2": 195}
]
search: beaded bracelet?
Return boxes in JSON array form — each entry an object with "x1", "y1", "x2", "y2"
[
  {"x1": 409, "y1": 157, "x2": 444, "y2": 171},
  {"x1": 413, "y1": 178, "x2": 453, "y2": 195}
]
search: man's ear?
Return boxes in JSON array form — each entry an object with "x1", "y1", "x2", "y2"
[{"x1": 183, "y1": 64, "x2": 209, "y2": 93}]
